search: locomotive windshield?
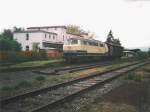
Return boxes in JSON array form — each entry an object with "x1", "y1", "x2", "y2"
[{"x1": 65, "y1": 38, "x2": 78, "y2": 45}]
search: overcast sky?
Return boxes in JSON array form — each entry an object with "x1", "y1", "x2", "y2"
[{"x1": 0, "y1": 0, "x2": 150, "y2": 49}]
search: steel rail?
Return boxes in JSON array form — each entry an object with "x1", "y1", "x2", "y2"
[
  {"x1": 1, "y1": 61, "x2": 149, "y2": 112},
  {"x1": 30, "y1": 61, "x2": 149, "y2": 112},
  {"x1": 0, "y1": 61, "x2": 142, "y2": 105},
  {"x1": 33, "y1": 61, "x2": 113, "y2": 75}
]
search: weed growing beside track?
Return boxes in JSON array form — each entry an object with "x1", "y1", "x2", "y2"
[
  {"x1": 78, "y1": 64, "x2": 150, "y2": 112},
  {"x1": 0, "y1": 58, "x2": 65, "y2": 72},
  {"x1": 1, "y1": 61, "x2": 148, "y2": 112},
  {"x1": 0, "y1": 61, "x2": 141, "y2": 99}
]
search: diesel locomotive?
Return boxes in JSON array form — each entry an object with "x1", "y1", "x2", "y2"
[{"x1": 63, "y1": 31, "x2": 123, "y2": 62}]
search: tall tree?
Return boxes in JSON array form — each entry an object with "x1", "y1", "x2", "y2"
[
  {"x1": 13, "y1": 27, "x2": 24, "y2": 32},
  {"x1": 0, "y1": 29, "x2": 22, "y2": 51},
  {"x1": 1, "y1": 29, "x2": 13, "y2": 40},
  {"x1": 66, "y1": 25, "x2": 85, "y2": 35},
  {"x1": 0, "y1": 38, "x2": 22, "y2": 51},
  {"x1": 106, "y1": 30, "x2": 121, "y2": 45},
  {"x1": 106, "y1": 30, "x2": 114, "y2": 42}
]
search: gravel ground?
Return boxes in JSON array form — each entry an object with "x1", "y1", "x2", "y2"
[
  {"x1": 0, "y1": 64, "x2": 77, "y2": 87},
  {"x1": 0, "y1": 70, "x2": 43, "y2": 87},
  {"x1": 0, "y1": 63, "x2": 95, "y2": 87},
  {"x1": 1, "y1": 66, "x2": 124, "y2": 112},
  {"x1": 44, "y1": 64, "x2": 150, "y2": 112},
  {"x1": 46, "y1": 75, "x2": 125, "y2": 112}
]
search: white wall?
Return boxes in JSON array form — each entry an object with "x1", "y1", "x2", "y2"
[
  {"x1": 14, "y1": 32, "x2": 42, "y2": 51},
  {"x1": 27, "y1": 27, "x2": 68, "y2": 43},
  {"x1": 41, "y1": 33, "x2": 57, "y2": 43},
  {"x1": 13, "y1": 32, "x2": 57, "y2": 51},
  {"x1": 43, "y1": 28, "x2": 67, "y2": 43}
]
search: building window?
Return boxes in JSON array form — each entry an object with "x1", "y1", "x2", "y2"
[
  {"x1": 45, "y1": 34, "x2": 47, "y2": 38},
  {"x1": 63, "y1": 35, "x2": 64, "y2": 41},
  {"x1": 49, "y1": 35, "x2": 51, "y2": 39},
  {"x1": 26, "y1": 33, "x2": 29, "y2": 40},
  {"x1": 53, "y1": 35, "x2": 55, "y2": 40},
  {"x1": 55, "y1": 28, "x2": 57, "y2": 30},
  {"x1": 26, "y1": 45, "x2": 29, "y2": 51}
]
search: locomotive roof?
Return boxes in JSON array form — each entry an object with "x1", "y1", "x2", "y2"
[{"x1": 69, "y1": 37, "x2": 104, "y2": 43}]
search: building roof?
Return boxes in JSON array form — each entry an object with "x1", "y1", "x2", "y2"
[
  {"x1": 14, "y1": 30, "x2": 57, "y2": 35},
  {"x1": 27, "y1": 26, "x2": 67, "y2": 29}
]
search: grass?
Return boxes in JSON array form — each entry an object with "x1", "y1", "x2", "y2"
[
  {"x1": 16, "y1": 81, "x2": 32, "y2": 88},
  {"x1": 0, "y1": 58, "x2": 64, "y2": 71},
  {"x1": 10, "y1": 58, "x2": 64, "y2": 68},
  {"x1": 1, "y1": 86, "x2": 15, "y2": 92},
  {"x1": 40, "y1": 61, "x2": 138, "y2": 88},
  {"x1": 125, "y1": 72, "x2": 143, "y2": 82},
  {"x1": 78, "y1": 63, "x2": 150, "y2": 112},
  {"x1": 0, "y1": 81, "x2": 32, "y2": 91},
  {"x1": 125, "y1": 64, "x2": 150, "y2": 82},
  {"x1": 142, "y1": 64, "x2": 150, "y2": 73},
  {"x1": 35, "y1": 76, "x2": 46, "y2": 81},
  {"x1": 0, "y1": 57, "x2": 142, "y2": 72},
  {"x1": 79, "y1": 102, "x2": 136, "y2": 112}
]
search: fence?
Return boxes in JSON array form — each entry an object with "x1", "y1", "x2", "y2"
[{"x1": 0, "y1": 50, "x2": 63, "y2": 62}]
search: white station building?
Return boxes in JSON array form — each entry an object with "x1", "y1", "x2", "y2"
[{"x1": 13, "y1": 26, "x2": 84, "y2": 51}]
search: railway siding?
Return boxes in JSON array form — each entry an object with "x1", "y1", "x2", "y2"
[
  {"x1": 0, "y1": 60, "x2": 139, "y2": 98},
  {"x1": 1, "y1": 61, "x2": 149, "y2": 112}
]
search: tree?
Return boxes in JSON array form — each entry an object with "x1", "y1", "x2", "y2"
[
  {"x1": 106, "y1": 30, "x2": 114, "y2": 42},
  {"x1": 1, "y1": 29, "x2": 13, "y2": 40},
  {"x1": 66, "y1": 25, "x2": 86, "y2": 35},
  {"x1": 0, "y1": 37, "x2": 22, "y2": 51},
  {"x1": 0, "y1": 29, "x2": 22, "y2": 51},
  {"x1": 13, "y1": 27, "x2": 24, "y2": 32},
  {"x1": 148, "y1": 48, "x2": 150, "y2": 54},
  {"x1": 32, "y1": 42, "x2": 40, "y2": 52},
  {"x1": 106, "y1": 30, "x2": 121, "y2": 45}
]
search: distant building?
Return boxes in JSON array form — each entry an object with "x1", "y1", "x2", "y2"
[
  {"x1": 13, "y1": 26, "x2": 89, "y2": 51},
  {"x1": 123, "y1": 49, "x2": 140, "y2": 57},
  {"x1": 123, "y1": 51, "x2": 137, "y2": 57},
  {"x1": 27, "y1": 26, "x2": 68, "y2": 43},
  {"x1": 13, "y1": 30, "x2": 60, "y2": 51}
]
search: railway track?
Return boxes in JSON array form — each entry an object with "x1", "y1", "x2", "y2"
[
  {"x1": 1, "y1": 61, "x2": 149, "y2": 112},
  {"x1": 32, "y1": 61, "x2": 113, "y2": 75}
]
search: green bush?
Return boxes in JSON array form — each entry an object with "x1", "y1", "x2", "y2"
[
  {"x1": 39, "y1": 50, "x2": 48, "y2": 60},
  {"x1": 126, "y1": 73, "x2": 134, "y2": 80},
  {"x1": 35, "y1": 76, "x2": 46, "y2": 81},
  {"x1": 126, "y1": 72, "x2": 143, "y2": 82},
  {"x1": 16, "y1": 81, "x2": 32, "y2": 88},
  {"x1": 7, "y1": 51, "x2": 30, "y2": 62},
  {"x1": 1, "y1": 86, "x2": 14, "y2": 91},
  {"x1": 134, "y1": 75, "x2": 142, "y2": 82},
  {"x1": 136, "y1": 51, "x2": 150, "y2": 60},
  {"x1": 0, "y1": 37, "x2": 22, "y2": 51},
  {"x1": 143, "y1": 68, "x2": 150, "y2": 73}
]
